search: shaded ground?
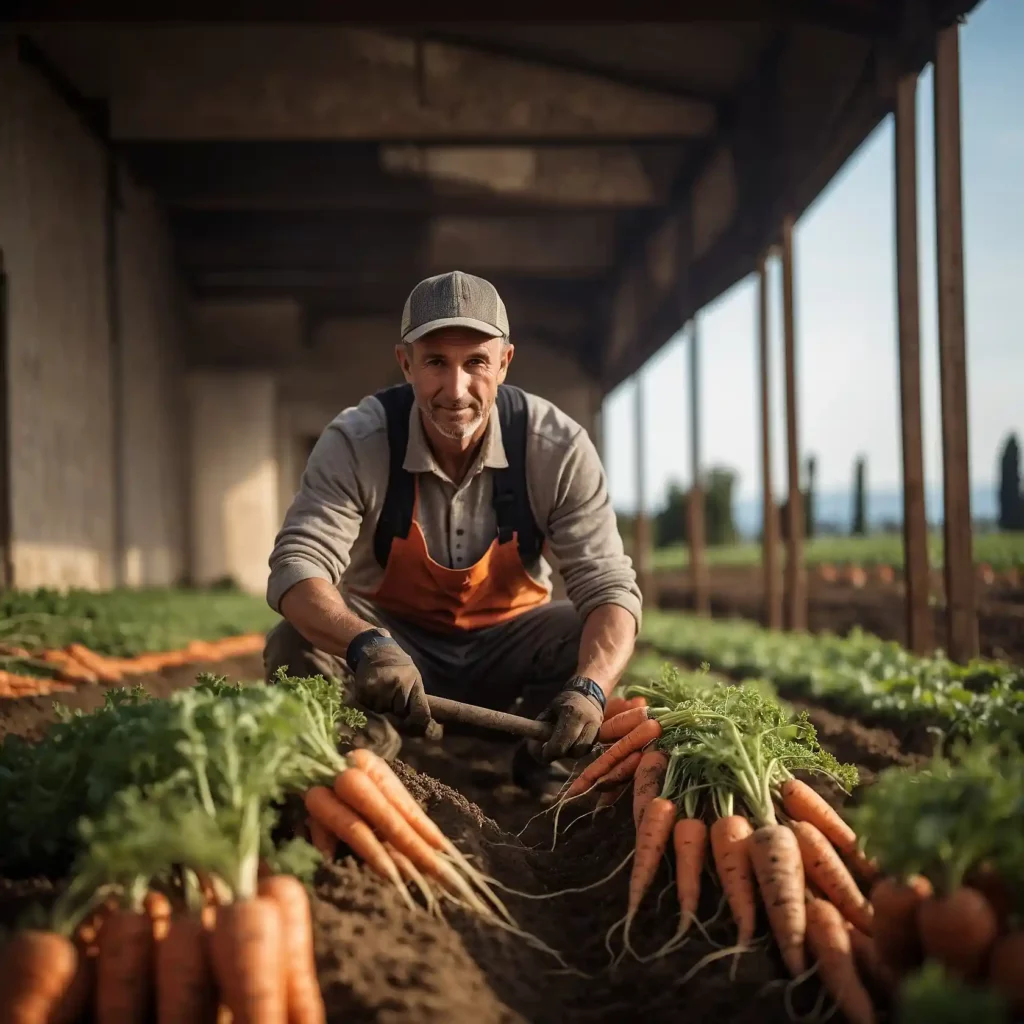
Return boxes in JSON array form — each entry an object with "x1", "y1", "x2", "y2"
[
  {"x1": 0, "y1": 651, "x2": 908, "y2": 1024},
  {"x1": 654, "y1": 566, "x2": 1024, "y2": 664}
]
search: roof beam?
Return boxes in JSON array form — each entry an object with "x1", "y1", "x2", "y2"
[
  {"x1": 125, "y1": 141, "x2": 682, "y2": 211},
  {"x1": 24, "y1": 25, "x2": 716, "y2": 141}
]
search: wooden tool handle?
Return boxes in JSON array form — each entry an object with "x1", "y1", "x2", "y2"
[{"x1": 426, "y1": 695, "x2": 553, "y2": 742}]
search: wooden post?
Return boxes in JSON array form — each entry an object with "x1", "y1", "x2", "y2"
[
  {"x1": 688, "y1": 318, "x2": 711, "y2": 616},
  {"x1": 633, "y1": 373, "x2": 656, "y2": 604},
  {"x1": 894, "y1": 70, "x2": 934, "y2": 655},
  {"x1": 0, "y1": 248, "x2": 11, "y2": 589},
  {"x1": 933, "y1": 24, "x2": 978, "y2": 662},
  {"x1": 758, "y1": 256, "x2": 783, "y2": 629},
  {"x1": 780, "y1": 216, "x2": 807, "y2": 631}
]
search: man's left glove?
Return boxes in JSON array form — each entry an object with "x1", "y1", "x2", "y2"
[{"x1": 535, "y1": 679, "x2": 605, "y2": 762}]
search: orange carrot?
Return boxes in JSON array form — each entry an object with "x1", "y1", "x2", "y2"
[
  {"x1": 344, "y1": 750, "x2": 450, "y2": 854},
  {"x1": 626, "y1": 798, "x2": 677, "y2": 919},
  {"x1": 804, "y1": 896, "x2": 877, "y2": 1024},
  {"x1": 146, "y1": 890, "x2": 173, "y2": 941},
  {"x1": 66, "y1": 643, "x2": 123, "y2": 683},
  {"x1": 596, "y1": 783, "x2": 628, "y2": 809},
  {"x1": 332, "y1": 769, "x2": 444, "y2": 880},
  {"x1": 51, "y1": 926, "x2": 97, "y2": 1024},
  {"x1": 988, "y1": 930, "x2": 1024, "y2": 1014},
  {"x1": 305, "y1": 816, "x2": 337, "y2": 862},
  {"x1": 673, "y1": 817, "x2": 707, "y2": 934},
  {"x1": 965, "y1": 863, "x2": 1014, "y2": 934},
  {"x1": 304, "y1": 787, "x2": 405, "y2": 890},
  {"x1": 258, "y1": 875, "x2": 326, "y2": 1024},
  {"x1": 847, "y1": 925, "x2": 897, "y2": 995},
  {"x1": 710, "y1": 815, "x2": 757, "y2": 946},
  {"x1": 748, "y1": 824, "x2": 806, "y2": 977},
  {"x1": 631, "y1": 750, "x2": 669, "y2": 829},
  {"x1": 154, "y1": 911, "x2": 218, "y2": 1024},
  {"x1": 96, "y1": 907, "x2": 156, "y2": 1024},
  {"x1": 779, "y1": 778, "x2": 857, "y2": 854},
  {"x1": 598, "y1": 706, "x2": 650, "y2": 743},
  {"x1": 0, "y1": 929, "x2": 79, "y2": 1024},
  {"x1": 594, "y1": 750, "x2": 643, "y2": 791},
  {"x1": 916, "y1": 886, "x2": 999, "y2": 980},
  {"x1": 564, "y1": 718, "x2": 663, "y2": 799},
  {"x1": 602, "y1": 697, "x2": 630, "y2": 721},
  {"x1": 869, "y1": 875, "x2": 932, "y2": 972},
  {"x1": 790, "y1": 820, "x2": 874, "y2": 935},
  {"x1": 208, "y1": 896, "x2": 286, "y2": 1024}
]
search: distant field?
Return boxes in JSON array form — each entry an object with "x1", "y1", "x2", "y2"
[{"x1": 649, "y1": 531, "x2": 1024, "y2": 571}]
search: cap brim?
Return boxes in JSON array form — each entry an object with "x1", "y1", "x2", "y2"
[{"x1": 402, "y1": 317, "x2": 506, "y2": 343}]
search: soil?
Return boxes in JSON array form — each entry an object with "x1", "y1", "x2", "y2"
[
  {"x1": 0, "y1": 650, "x2": 910, "y2": 1024},
  {"x1": 654, "y1": 566, "x2": 1024, "y2": 665}
]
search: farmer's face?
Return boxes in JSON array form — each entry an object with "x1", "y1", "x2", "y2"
[{"x1": 396, "y1": 328, "x2": 514, "y2": 446}]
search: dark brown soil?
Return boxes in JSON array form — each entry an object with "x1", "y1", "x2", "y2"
[
  {"x1": 0, "y1": 650, "x2": 908, "y2": 1024},
  {"x1": 654, "y1": 566, "x2": 1024, "y2": 665}
]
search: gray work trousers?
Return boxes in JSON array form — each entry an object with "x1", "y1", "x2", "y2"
[{"x1": 262, "y1": 592, "x2": 583, "y2": 720}]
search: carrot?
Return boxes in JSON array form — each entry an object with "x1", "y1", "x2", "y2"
[
  {"x1": 869, "y1": 875, "x2": 932, "y2": 972},
  {"x1": 790, "y1": 820, "x2": 874, "y2": 935},
  {"x1": 564, "y1": 718, "x2": 663, "y2": 800},
  {"x1": 779, "y1": 778, "x2": 857, "y2": 854},
  {"x1": 965, "y1": 863, "x2": 1013, "y2": 934},
  {"x1": 332, "y1": 768, "x2": 445, "y2": 881},
  {"x1": 304, "y1": 787, "x2": 405, "y2": 890},
  {"x1": 96, "y1": 907, "x2": 156, "y2": 1024},
  {"x1": 710, "y1": 815, "x2": 757, "y2": 946},
  {"x1": 596, "y1": 783, "x2": 628, "y2": 809},
  {"x1": 305, "y1": 816, "x2": 337, "y2": 862},
  {"x1": 52, "y1": 932, "x2": 96, "y2": 1024},
  {"x1": 66, "y1": 643, "x2": 123, "y2": 683},
  {"x1": 598, "y1": 706, "x2": 650, "y2": 743},
  {"x1": 146, "y1": 890, "x2": 173, "y2": 941},
  {"x1": 208, "y1": 896, "x2": 286, "y2": 1024},
  {"x1": 258, "y1": 875, "x2": 326, "y2": 1024},
  {"x1": 344, "y1": 750, "x2": 450, "y2": 854},
  {"x1": 988, "y1": 930, "x2": 1024, "y2": 1014},
  {"x1": 626, "y1": 798, "x2": 677, "y2": 919},
  {"x1": 748, "y1": 824, "x2": 806, "y2": 977},
  {"x1": 804, "y1": 896, "x2": 877, "y2": 1024},
  {"x1": 593, "y1": 750, "x2": 643, "y2": 791},
  {"x1": 0, "y1": 929, "x2": 79, "y2": 1024},
  {"x1": 673, "y1": 817, "x2": 707, "y2": 935},
  {"x1": 41, "y1": 649, "x2": 99, "y2": 685},
  {"x1": 916, "y1": 886, "x2": 999, "y2": 981},
  {"x1": 631, "y1": 749, "x2": 668, "y2": 829},
  {"x1": 155, "y1": 911, "x2": 218, "y2": 1024},
  {"x1": 846, "y1": 925, "x2": 897, "y2": 995}
]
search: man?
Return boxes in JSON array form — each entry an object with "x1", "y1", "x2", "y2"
[{"x1": 264, "y1": 270, "x2": 642, "y2": 799}]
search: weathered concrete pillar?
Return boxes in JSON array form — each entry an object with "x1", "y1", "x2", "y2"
[
  {"x1": 932, "y1": 23, "x2": 978, "y2": 662},
  {"x1": 894, "y1": 69, "x2": 934, "y2": 655},
  {"x1": 187, "y1": 370, "x2": 279, "y2": 596}
]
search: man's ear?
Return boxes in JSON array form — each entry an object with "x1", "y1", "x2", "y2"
[
  {"x1": 496, "y1": 341, "x2": 514, "y2": 385},
  {"x1": 395, "y1": 343, "x2": 414, "y2": 382}
]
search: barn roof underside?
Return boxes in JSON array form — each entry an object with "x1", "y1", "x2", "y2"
[{"x1": 8, "y1": 2, "x2": 983, "y2": 390}]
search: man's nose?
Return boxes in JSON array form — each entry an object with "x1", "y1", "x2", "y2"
[{"x1": 444, "y1": 365, "x2": 471, "y2": 400}]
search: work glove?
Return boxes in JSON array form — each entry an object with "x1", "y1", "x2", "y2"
[
  {"x1": 534, "y1": 686, "x2": 604, "y2": 762},
  {"x1": 348, "y1": 631, "x2": 433, "y2": 733}
]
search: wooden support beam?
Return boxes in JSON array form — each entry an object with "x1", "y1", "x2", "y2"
[
  {"x1": 0, "y1": 249, "x2": 12, "y2": 589},
  {"x1": 758, "y1": 255, "x2": 783, "y2": 630},
  {"x1": 780, "y1": 215, "x2": 807, "y2": 632},
  {"x1": 932, "y1": 23, "x2": 978, "y2": 662},
  {"x1": 633, "y1": 374, "x2": 656, "y2": 605},
  {"x1": 688, "y1": 317, "x2": 710, "y2": 616},
  {"x1": 894, "y1": 69, "x2": 933, "y2": 655}
]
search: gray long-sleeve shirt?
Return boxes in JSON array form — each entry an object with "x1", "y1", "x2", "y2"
[{"x1": 267, "y1": 389, "x2": 643, "y2": 632}]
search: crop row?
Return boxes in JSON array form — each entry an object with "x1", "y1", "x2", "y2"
[{"x1": 639, "y1": 610, "x2": 1024, "y2": 746}]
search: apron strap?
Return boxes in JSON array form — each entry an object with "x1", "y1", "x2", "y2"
[
  {"x1": 370, "y1": 382, "x2": 545, "y2": 569},
  {"x1": 493, "y1": 385, "x2": 544, "y2": 563}
]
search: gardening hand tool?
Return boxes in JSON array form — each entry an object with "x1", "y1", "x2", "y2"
[{"x1": 425, "y1": 695, "x2": 555, "y2": 743}]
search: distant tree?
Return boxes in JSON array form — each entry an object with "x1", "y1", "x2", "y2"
[
  {"x1": 997, "y1": 433, "x2": 1024, "y2": 531},
  {"x1": 805, "y1": 454, "x2": 817, "y2": 539},
  {"x1": 851, "y1": 456, "x2": 867, "y2": 536},
  {"x1": 653, "y1": 468, "x2": 738, "y2": 548}
]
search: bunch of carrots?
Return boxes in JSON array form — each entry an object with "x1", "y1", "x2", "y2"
[
  {"x1": 846, "y1": 738, "x2": 1024, "y2": 1019},
  {"x1": 551, "y1": 667, "x2": 891, "y2": 1024}
]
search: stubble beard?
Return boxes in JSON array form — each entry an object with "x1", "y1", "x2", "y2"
[{"x1": 423, "y1": 402, "x2": 485, "y2": 441}]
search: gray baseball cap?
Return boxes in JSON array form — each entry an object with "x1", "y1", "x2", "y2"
[{"x1": 401, "y1": 271, "x2": 510, "y2": 343}]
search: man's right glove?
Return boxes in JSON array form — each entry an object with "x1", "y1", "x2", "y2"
[{"x1": 346, "y1": 629, "x2": 432, "y2": 731}]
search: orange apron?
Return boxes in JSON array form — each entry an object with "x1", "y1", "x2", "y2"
[{"x1": 356, "y1": 482, "x2": 550, "y2": 633}]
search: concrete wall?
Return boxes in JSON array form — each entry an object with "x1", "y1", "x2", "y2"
[
  {"x1": 0, "y1": 45, "x2": 188, "y2": 589},
  {"x1": 186, "y1": 370, "x2": 279, "y2": 596}
]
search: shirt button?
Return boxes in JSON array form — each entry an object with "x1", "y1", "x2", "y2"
[{"x1": 456, "y1": 528, "x2": 464, "y2": 536}]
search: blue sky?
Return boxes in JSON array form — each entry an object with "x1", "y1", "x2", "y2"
[{"x1": 602, "y1": 0, "x2": 1024, "y2": 517}]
